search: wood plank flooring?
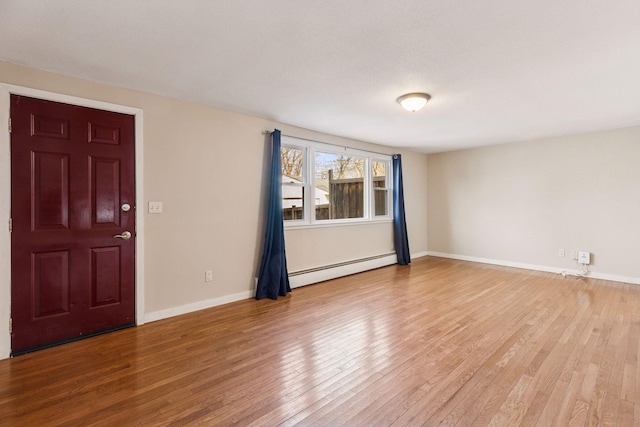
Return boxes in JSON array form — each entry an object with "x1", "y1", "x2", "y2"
[{"x1": 1, "y1": 256, "x2": 639, "y2": 426}]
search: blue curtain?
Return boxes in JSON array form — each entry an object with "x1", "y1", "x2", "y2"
[
  {"x1": 256, "y1": 129, "x2": 291, "y2": 300},
  {"x1": 393, "y1": 154, "x2": 411, "y2": 265}
]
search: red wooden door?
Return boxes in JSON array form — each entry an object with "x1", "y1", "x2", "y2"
[{"x1": 10, "y1": 95, "x2": 136, "y2": 355}]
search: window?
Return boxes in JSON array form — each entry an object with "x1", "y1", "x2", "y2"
[
  {"x1": 372, "y1": 160, "x2": 389, "y2": 217},
  {"x1": 315, "y1": 152, "x2": 365, "y2": 220},
  {"x1": 281, "y1": 145, "x2": 306, "y2": 221},
  {"x1": 281, "y1": 136, "x2": 392, "y2": 226}
]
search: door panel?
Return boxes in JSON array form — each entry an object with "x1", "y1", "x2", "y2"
[
  {"x1": 33, "y1": 152, "x2": 70, "y2": 230},
  {"x1": 32, "y1": 250, "x2": 70, "y2": 318},
  {"x1": 11, "y1": 95, "x2": 136, "y2": 354},
  {"x1": 31, "y1": 114, "x2": 70, "y2": 140},
  {"x1": 92, "y1": 157, "x2": 121, "y2": 227},
  {"x1": 90, "y1": 247, "x2": 121, "y2": 307}
]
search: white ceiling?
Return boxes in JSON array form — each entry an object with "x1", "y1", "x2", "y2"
[{"x1": 1, "y1": 1, "x2": 639, "y2": 153}]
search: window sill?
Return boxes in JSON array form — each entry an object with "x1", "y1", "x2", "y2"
[{"x1": 284, "y1": 217, "x2": 393, "y2": 231}]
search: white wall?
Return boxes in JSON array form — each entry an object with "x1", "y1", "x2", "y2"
[
  {"x1": 427, "y1": 126, "x2": 640, "y2": 281},
  {"x1": 0, "y1": 61, "x2": 429, "y2": 358}
]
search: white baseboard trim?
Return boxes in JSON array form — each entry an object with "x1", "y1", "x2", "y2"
[
  {"x1": 586, "y1": 272, "x2": 640, "y2": 285},
  {"x1": 427, "y1": 251, "x2": 640, "y2": 285},
  {"x1": 411, "y1": 251, "x2": 429, "y2": 259},
  {"x1": 144, "y1": 251, "x2": 428, "y2": 324},
  {"x1": 144, "y1": 290, "x2": 254, "y2": 324}
]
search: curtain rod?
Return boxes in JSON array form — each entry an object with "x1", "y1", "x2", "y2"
[{"x1": 262, "y1": 130, "x2": 395, "y2": 158}]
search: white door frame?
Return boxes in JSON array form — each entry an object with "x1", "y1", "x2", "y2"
[{"x1": 0, "y1": 83, "x2": 145, "y2": 359}]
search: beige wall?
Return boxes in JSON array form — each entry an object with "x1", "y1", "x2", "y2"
[
  {"x1": 0, "y1": 61, "x2": 428, "y2": 325},
  {"x1": 427, "y1": 126, "x2": 640, "y2": 279}
]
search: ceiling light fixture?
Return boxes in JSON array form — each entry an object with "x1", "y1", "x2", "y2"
[{"x1": 397, "y1": 92, "x2": 431, "y2": 112}]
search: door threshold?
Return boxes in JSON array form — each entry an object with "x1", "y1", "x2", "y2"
[{"x1": 11, "y1": 323, "x2": 135, "y2": 357}]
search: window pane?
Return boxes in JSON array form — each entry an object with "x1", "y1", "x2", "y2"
[
  {"x1": 372, "y1": 161, "x2": 386, "y2": 178},
  {"x1": 281, "y1": 147, "x2": 304, "y2": 182},
  {"x1": 315, "y1": 152, "x2": 365, "y2": 220},
  {"x1": 281, "y1": 146, "x2": 305, "y2": 221},
  {"x1": 282, "y1": 185, "x2": 304, "y2": 220},
  {"x1": 374, "y1": 189, "x2": 388, "y2": 216},
  {"x1": 373, "y1": 161, "x2": 388, "y2": 216}
]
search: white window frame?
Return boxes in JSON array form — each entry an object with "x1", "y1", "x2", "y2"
[{"x1": 281, "y1": 136, "x2": 393, "y2": 228}]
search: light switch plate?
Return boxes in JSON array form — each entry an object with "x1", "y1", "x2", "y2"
[{"x1": 148, "y1": 201, "x2": 163, "y2": 213}]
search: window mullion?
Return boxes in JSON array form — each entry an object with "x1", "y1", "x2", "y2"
[
  {"x1": 365, "y1": 157, "x2": 371, "y2": 220},
  {"x1": 307, "y1": 146, "x2": 315, "y2": 224},
  {"x1": 387, "y1": 159, "x2": 393, "y2": 218}
]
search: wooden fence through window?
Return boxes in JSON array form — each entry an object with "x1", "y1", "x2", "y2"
[{"x1": 283, "y1": 173, "x2": 387, "y2": 221}]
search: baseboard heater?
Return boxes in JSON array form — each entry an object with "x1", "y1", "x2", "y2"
[{"x1": 288, "y1": 252, "x2": 397, "y2": 289}]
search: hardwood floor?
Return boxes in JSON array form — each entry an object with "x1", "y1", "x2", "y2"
[{"x1": 1, "y1": 256, "x2": 639, "y2": 426}]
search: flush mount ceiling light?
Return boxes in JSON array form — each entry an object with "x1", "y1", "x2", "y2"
[{"x1": 397, "y1": 92, "x2": 431, "y2": 112}]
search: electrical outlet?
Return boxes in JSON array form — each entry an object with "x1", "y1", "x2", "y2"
[
  {"x1": 571, "y1": 251, "x2": 578, "y2": 260},
  {"x1": 558, "y1": 249, "x2": 565, "y2": 257},
  {"x1": 205, "y1": 270, "x2": 213, "y2": 282}
]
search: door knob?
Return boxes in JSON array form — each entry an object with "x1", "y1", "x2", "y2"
[{"x1": 113, "y1": 231, "x2": 132, "y2": 240}]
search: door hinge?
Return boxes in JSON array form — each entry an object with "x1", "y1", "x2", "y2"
[
  {"x1": 9, "y1": 318, "x2": 12, "y2": 334},
  {"x1": 8, "y1": 218, "x2": 12, "y2": 233},
  {"x1": 8, "y1": 117, "x2": 11, "y2": 133}
]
